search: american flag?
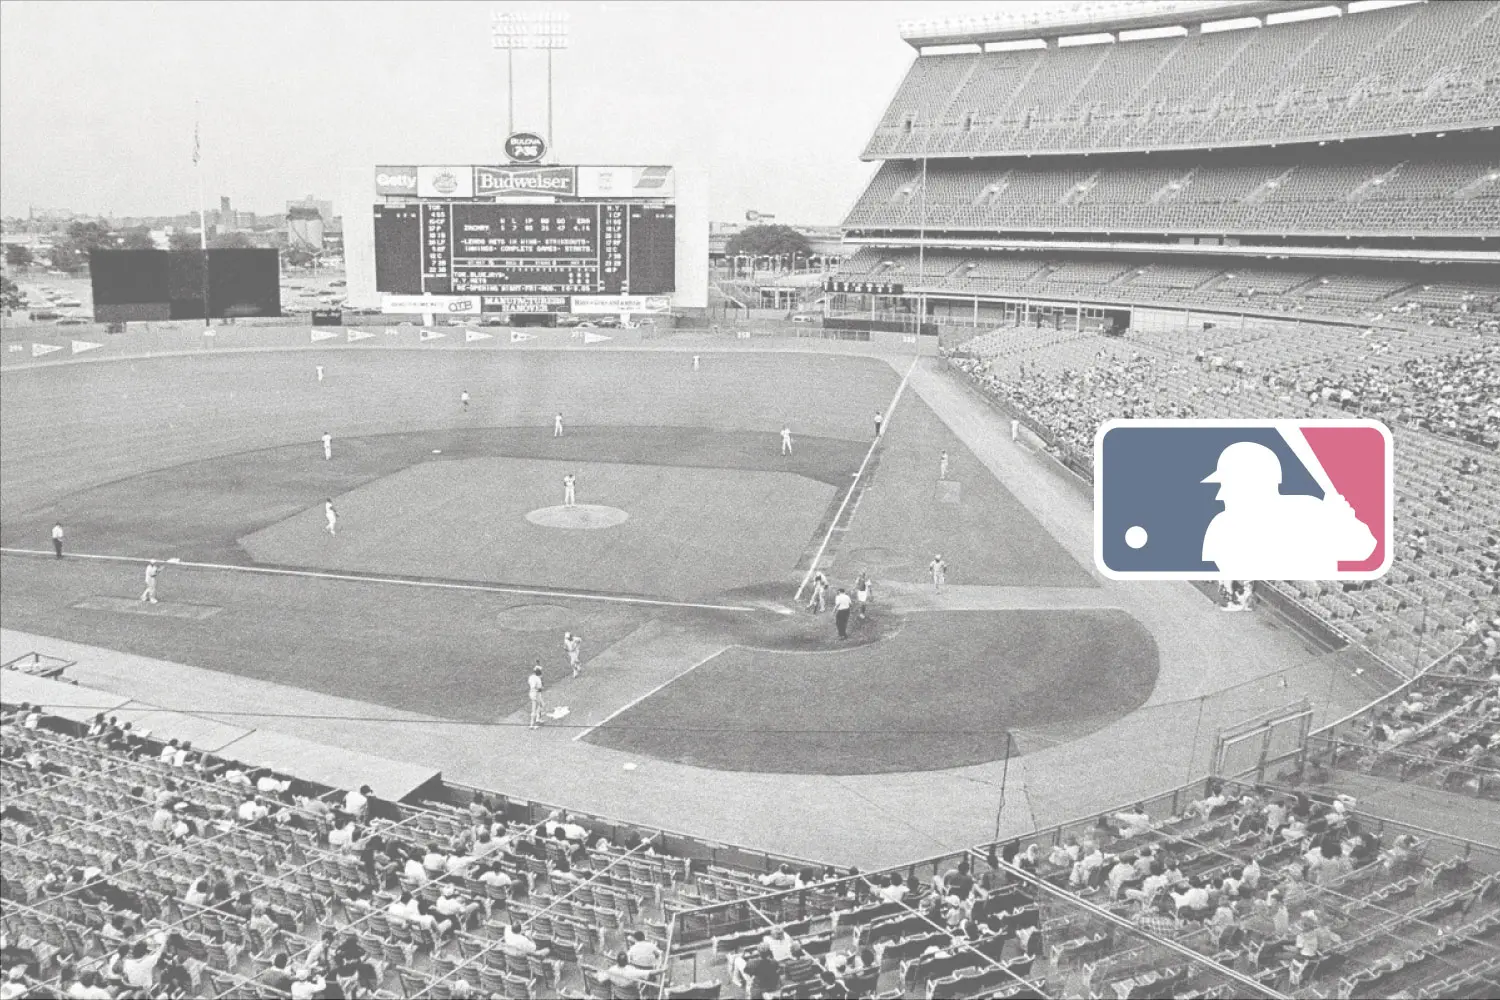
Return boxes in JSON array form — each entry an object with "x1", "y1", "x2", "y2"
[{"x1": 192, "y1": 119, "x2": 200, "y2": 166}]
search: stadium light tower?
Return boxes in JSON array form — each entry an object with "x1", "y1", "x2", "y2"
[{"x1": 491, "y1": 10, "x2": 569, "y2": 155}]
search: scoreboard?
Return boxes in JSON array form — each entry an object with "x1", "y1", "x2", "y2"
[{"x1": 374, "y1": 201, "x2": 675, "y2": 297}]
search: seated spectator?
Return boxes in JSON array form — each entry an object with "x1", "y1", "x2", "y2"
[
  {"x1": 290, "y1": 966, "x2": 326, "y2": 1000},
  {"x1": 1112, "y1": 803, "x2": 1152, "y2": 838},
  {"x1": 237, "y1": 794, "x2": 268, "y2": 825},
  {"x1": 66, "y1": 971, "x2": 112, "y2": 1000},
  {"x1": 121, "y1": 937, "x2": 169, "y2": 990},
  {"x1": 742, "y1": 945, "x2": 781, "y2": 1000},
  {"x1": 257, "y1": 953, "x2": 294, "y2": 994},
  {"x1": 758, "y1": 864, "x2": 798, "y2": 889},
  {"x1": 1106, "y1": 854, "x2": 1138, "y2": 899},
  {"x1": 627, "y1": 929, "x2": 663, "y2": 968},
  {"x1": 434, "y1": 884, "x2": 481, "y2": 929},
  {"x1": 1070, "y1": 840, "x2": 1105, "y2": 889},
  {"x1": 503, "y1": 922, "x2": 538, "y2": 955},
  {"x1": 1048, "y1": 836, "x2": 1082, "y2": 869},
  {"x1": 781, "y1": 942, "x2": 821, "y2": 984},
  {"x1": 1183, "y1": 780, "x2": 1231, "y2": 820},
  {"x1": 543, "y1": 810, "x2": 588, "y2": 842},
  {"x1": 600, "y1": 952, "x2": 651, "y2": 984},
  {"x1": 344, "y1": 784, "x2": 372, "y2": 819},
  {"x1": 875, "y1": 872, "x2": 907, "y2": 904},
  {"x1": 1171, "y1": 878, "x2": 1212, "y2": 921}
]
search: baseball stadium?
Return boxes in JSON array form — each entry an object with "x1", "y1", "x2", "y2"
[{"x1": 1, "y1": 1, "x2": 1498, "y2": 999}]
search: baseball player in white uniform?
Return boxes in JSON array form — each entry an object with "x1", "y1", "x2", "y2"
[
  {"x1": 939, "y1": 451, "x2": 949, "y2": 480},
  {"x1": 316, "y1": 365, "x2": 325, "y2": 383},
  {"x1": 929, "y1": 554, "x2": 947, "y2": 592},
  {"x1": 564, "y1": 632, "x2": 583, "y2": 677},
  {"x1": 461, "y1": 390, "x2": 470, "y2": 411},
  {"x1": 554, "y1": 412, "x2": 564, "y2": 438},
  {"x1": 324, "y1": 500, "x2": 338, "y2": 536},
  {"x1": 322, "y1": 432, "x2": 332, "y2": 461},
  {"x1": 855, "y1": 572, "x2": 872, "y2": 619},
  {"x1": 140, "y1": 561, "x2": 160, "y2": 604},
  {"x1": 806, "y1": 570, "x2": 828, "y2": 613},
  {"x1": 527, "y1": 665, "x2": 546, "y2": 729},
  {"x1": 563, "y1": 474, "x2": 576, "y2": 508},
  {"x1": 781, "y1": 426, "x2": 793, "y2": 456}
]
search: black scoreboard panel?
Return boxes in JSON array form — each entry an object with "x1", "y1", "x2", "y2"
[
  {"x1": 91, "y1": 249, "x2": 281, "y2": 321},
  {"x1": 374, "y1": 202, "x2": 674, "y2": 297},
  {"x1": 373, "y1": 205, "x2": 422, "y2": 294}
]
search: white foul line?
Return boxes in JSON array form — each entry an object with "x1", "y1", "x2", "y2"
[
  {"x1": 0, "y1": 548, "x2": 756, "y2": 614},
  {"x1": 571, "y1": 647, "x2": 728, "y2": 741},
  {"x1": 794, "y1": 349, "x2": 923, "y2": 602}
]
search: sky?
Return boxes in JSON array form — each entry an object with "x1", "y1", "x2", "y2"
[{"x1": 0, "y1": 0, "x2": 1064, "y2": 225}]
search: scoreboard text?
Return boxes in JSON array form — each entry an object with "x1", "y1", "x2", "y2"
[{"x1": 375, "y1": 202, "x2": 674, "y2": 297}]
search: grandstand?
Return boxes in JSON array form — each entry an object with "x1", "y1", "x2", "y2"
[{"x1": 833, "y1": 0, "x2": 1500, "y2": 680}]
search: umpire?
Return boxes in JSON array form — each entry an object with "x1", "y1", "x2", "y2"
[{"x1": 833, "y1": 588, "x2": 852, "y2": 640}]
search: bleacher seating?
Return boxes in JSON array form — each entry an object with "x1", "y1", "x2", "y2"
[
  {"x1": 866, "y1": 0, "x2": 1500, "y2": 158},
  {"x1": 845, "y1": 141, "x2": 1500, "y2": 236}
]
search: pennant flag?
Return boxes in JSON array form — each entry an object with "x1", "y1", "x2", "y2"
[
  {"x1": 582, "y1": 332, "x2": 612, "y2": 344},
  {"x1": 346, "y1": 329, "x2": 375, "y2": 342},
  {"x1": 419, "y1": 329, "x2": 447, "y2": 342},
  {"x1": 310, "y1": 329, "x2": 340, "y2": 342},
  {"x1": 510, "y1": 331, "x2": 536, "y2": 343},
  {"x1": 31, "y1": 343, "x2": 63, "y2": 357},
  {"x1": 71, "y1": 340, "x2": 104, "y2": 354},
  {"x1": 464, "y1": 329, "x2": 492, "y2": 342}
]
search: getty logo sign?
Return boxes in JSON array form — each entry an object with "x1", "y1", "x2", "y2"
[
  {"x1": 375, "y1": 167, "x2": 418, "y2": 195},
  {"x1": 1094, "y1": 419, "x2": 1392, "y2": 582}
]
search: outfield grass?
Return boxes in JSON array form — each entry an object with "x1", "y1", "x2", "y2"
[{"x1": 584, "y1": 608, "x2": 1158, "y2": 774}]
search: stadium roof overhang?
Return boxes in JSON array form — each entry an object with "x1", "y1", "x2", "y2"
[{"x1": 900, "y1": 0, "x2": 1341, "y2": 48}]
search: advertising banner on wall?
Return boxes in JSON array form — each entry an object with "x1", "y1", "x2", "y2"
[
  {"x1": 571, "y1": 294, "x2": 672, "y2": 315},
  {"x1": 416, "y1": 166, "x2": 474, "y2": 199},
  {"x1": 575, "y1": 165, "x2": 675, "y2": 199},
  {"x1": 482, "y1": 295, "x2": 569, "y2": 313},
  {"x1": 382, "y1": 294, "x2": 482, "y2": 314},
  {"x1": 474, "y1": 165, "x2": 575, "y2": 198},
  {"x1": 374, "y1": 166, "x2": 418, "y2": 195}
]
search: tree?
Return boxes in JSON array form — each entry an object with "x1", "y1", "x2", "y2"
[
  {"x1": 1, "y1": 275, "x2": 21, "y2": 313},
  {"x1": 208, "y1": 231, "x2": 255, "y2": 249},
  {"x1": 62, "y1": 220, "x2": 116, "y2": 255},
  {"x1": 724, "y1": 224, "x2": 811, "y2": 259},
  {"x1": 48, "y1": 244, "x2": 83, "y2": 273},
  {"x1": 118, "y1": 227, "x2": 156, "y2": 250},
  {"x1": 167, "y1": 231, "x2": 200, "y2": 253},
  {"x1": 4, "y1": 244, "x2": 34, "y2": 269}
]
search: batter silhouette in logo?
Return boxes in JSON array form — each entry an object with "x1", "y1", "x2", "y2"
[
  {"x1": 1094, "y1": 419, "x2": 1391, "y2": 582},
  {"x1": 1200, "y1": 441, "x2": 1376, "y2": 579}
]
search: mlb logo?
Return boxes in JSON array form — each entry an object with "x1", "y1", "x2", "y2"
[{"x1": 1094, "y1": 419, "x2": 1393, "y2": 581}]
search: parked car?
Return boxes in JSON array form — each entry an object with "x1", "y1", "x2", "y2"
[
  {"x1": 56, "y1": 317, "x2": 88, "y2": 326},
  {"x1": 791, "y1": 314, "x2": 819, "y2": 324}
]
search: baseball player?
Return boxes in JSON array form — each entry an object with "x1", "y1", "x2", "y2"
[
  {"x1": 460, "y1": 390, "x2": 470, "y2": 411},
  {"x1": 554, "y1": 412, "x2": 564, "y2": 438},
  {"x1": 874, "y1": 411, "x2": 884, "y2": 437},
  {"x1": 855, "y1": 572, "x2": 872, "y2": 620},
  {"x1": 806, "y1": 570, "x2": 828, "y2": 613},
  {"x1": 51, "y1": 523, "x2": 64, "y2": 559},
  {"x1": 563, "y1": 474, "x2": 576, "y2": 508},
  {"x1": 316, "y1": 365, "x2": 325, "y2": 383},
  {"x1": 527, "y1": 664, "x2": 546, "y2": 729},
  {"x1": 324, "y1": 499, "x2": 338, "y2": 536},
  {"x1": 929, "y1": 555, "x2": 947, "y2": 592},
  {"x1": 939, "y1": 451, "x2": 949, "y2": 480},
  {"x1": 322, "y1": 432, "x2": 332, "y2": 461},
  {"x1": 140, "y1": 560, "x2": 160, "y2": 604},
  {"x1": 564, "y1": 632, "x2": 583, "y2": 678},
  {"x1": 781, "y1": 425, "x2": 793, "y2": 456},
  {"x1": 693, "y1": 355, "x2": 700, "y2": 371}
]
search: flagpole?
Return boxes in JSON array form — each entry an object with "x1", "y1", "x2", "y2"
[{"x1": 194, "y1": 102, "x2": 210, "y2": 327}]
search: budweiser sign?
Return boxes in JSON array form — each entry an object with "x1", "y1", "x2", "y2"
[{"x1": 473, "y1": 165, "x2": 576, "y2": 197}]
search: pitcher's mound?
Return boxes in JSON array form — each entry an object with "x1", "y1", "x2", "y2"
[{"x1": 526, "y1": 504, "x2": 630, "y2": 530}]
